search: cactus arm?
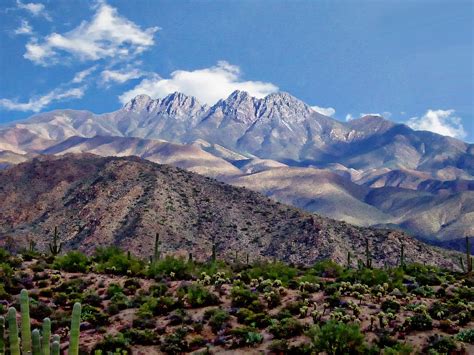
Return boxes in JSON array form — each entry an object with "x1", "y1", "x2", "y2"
[
  {"x1": 68, "y1": 303, "x2": 81, "y2": 355},
  {"x1": 20, "y1": 289, "x2": 32, "y2": 353},
  {"x1": 41, "y1": 318, "x2": 51, "y2": 355},
  {"x1": 0, "y1": 316, "x2": 5, "y2": 355},
  {"x1": 7, "y1": 307, "x2": 20, "y2": 355},
  {"x1": 32, "y1": 329, "x2": 41, "y2": 355},
  {"x1": 51, "y1": 340, "x2": 60, "y2": 355}
]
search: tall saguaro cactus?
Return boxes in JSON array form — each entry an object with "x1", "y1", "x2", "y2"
[
  {"x1": 365, "y1": 239, "x2": 372, "y2": 269},
  {"x1": 152, "y1": 233, "x2": 161, "y2": 263},
  {"x1": 68, "y1": 302, "x2": 82, "y2": 355},
  {"x1": 400, "y1": 242, "x2": 405, "y2": 268},
  {"x1": 32, "y1": 329, "x2": 41, "y2": 355},
  {"x1": 466, "y1": 237, "x2": 473, "y2": 273},
  {"x1": 42, "y1": 317, "x2": 51, "y2": 355},
  {"x1": 20, "y1": 289, "x2": 32, "y2": 353},
  {"x1": 0, "y1": 316, "x2": 5, "y2": 355},
  {"x1": 51, "y1": 335, "x2": 61, "y2": 355},
  {"x1": 7, "y1": 307, "x2": 20, "y2": 355},
  {"x1": 49, "y1": 226, "x2": 62, "y2": 256},
  {"x1": 211, "y1": 235, "x2": 219, "y2": 262}
]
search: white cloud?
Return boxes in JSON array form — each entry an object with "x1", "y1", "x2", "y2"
[
  {"x1": 119, "y1": 61, "x2": 278, "y2": 105},
  {"x1": 72, "y1": 65, "x2": 98, "y2": 83},
  {"x1": 0, "y1": 87, "x2": 85, "y2": 112},
  {"x1": 14, "y1": 19, "x2": 33, "y2": 35},
  {"x1": 101, "y1": 68, "x2": 144, "y2": 85},
  {"x1": 407, "y1": 109, "x2": 466, "y2": 139},
  {"x1": 24, "y1": 1, "x2": 159, "y2": 65},
  {"x1": 311, "y1": 105, "x2": 335, "y2": 117},
  {"x1": 16, "y1": 0, "x2": 51, "y2": 20},
  {"x1": 345, "y1": 112, "x2": 392, "y2": 122},
  {"x1": 345, "y1": 114, "x2": 355, "y2": 121}
]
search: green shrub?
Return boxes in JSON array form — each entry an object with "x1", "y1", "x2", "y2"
[
  {"x1": 236, "y1": 308, "x2": 271, "y2": 328},
  {"x1": 412, "y1": 285, "x2": 435, "y2": 297},
  {"x1": 178, "y1": 284, "x2": 219, "y2": 308},
  {"x1": 405, "y1": 313, "x2": 433, "y2": 331},
  {"x1": 312, "y1": 260, "x2": 342, "y2": 278},
  {"x1": 160, "y1": 327, "x2": 188, "y2": 354},
  {"x1": 424, "y1": 335, "x2": 457, "y2": 354},
  {"x1": 269, "y1": 317, "x2": 304, "y2": 339},
  {"x1": 93, "y1": 246, "x2": 144, "y2": 275},
  {"x1": 231, "y1": 286, "x2": 259, "y2": 308},
  {"x1": 53, "y1": 251, "x2": 89, "y2": 272},
  {"x1": 230, "y1": 326, "x2": 263, "y2": 348},
  {"x1": 208, "y1": 309, "x2": 230, "y2": 333},
  {"x1": 81, "y1": 304, "x2": 109, "y2": 326},
  {"x1": 148, "y1": 256, "x2": 191, "y2": 280},
  {"x1": 106, "y1": 283, "x2": 124, "y2": 298},
  {"x1": 308, "y1": 320, "x2": 365, "y2": 355},
  {"x1": 123, "y1": 328, "x2": 158, "y2": 345},
  {"x1": 456, "y1": 329, "x2": 474, "y2": 344},
  {"x1": 381, "y1": 299, "x2": 400, "y2": 313},
  {"x1": 382, "y1": 342, "x2": 413, "y2": 355},
  {"x1": 93, "y1": 333, "x2": 130, "y2": 353}
]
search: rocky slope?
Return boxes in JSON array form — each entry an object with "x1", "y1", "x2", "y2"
[
  {"x1": 0, "y1": 90, "x2": 472, "y2": 251},
  {"x1": 0, "y1": 154, "x2": 461, "y2": 269}
]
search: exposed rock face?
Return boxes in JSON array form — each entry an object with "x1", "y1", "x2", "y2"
[{"x1": 0, "y1": 154, "x2": 461, "y2": 269}]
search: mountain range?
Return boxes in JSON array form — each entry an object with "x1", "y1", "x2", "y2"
[
  {"x1": 0, "y1": 90, "x2": 473, "y2": 252},
  {"x1": 0, "y1": 154, "x2": 462, "y2": 269}
]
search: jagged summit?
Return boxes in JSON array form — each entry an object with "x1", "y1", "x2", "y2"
[{"x1": 123, "y1": 94, "x2": 154, "y2": 112}]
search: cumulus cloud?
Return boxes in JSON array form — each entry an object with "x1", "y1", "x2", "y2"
[
  {"x1": 101, "y1": 68, "x2": 144, "y2": 85},
  {"x1": 14, "y1": 19, "x2": 33, "y2": 35},
  {"x1": 72, "y1": 65, "x2": 98, "y2": 83},
  {"x1": 16, "y1": 0, "x2": 51, "y2": 20},
  {"x1": 119, "y1": 61, "x2": 278, "y2": 105},
  {"x1": 0, "y1": 87, "x2": 85, "y2": 112},
  {"x1": 311, "y1": 105, "x2": 335, "y2": 117},
  {"x1": 24, "y1": 1, "x2": 159, "y2": 65},
  {"x1": 407, "y1": 109, "x2": 466, "y2": 139}
]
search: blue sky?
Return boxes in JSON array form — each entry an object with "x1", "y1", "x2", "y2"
[{"x1": 0, "y1": 0, "x2": 472, "y2": 141}]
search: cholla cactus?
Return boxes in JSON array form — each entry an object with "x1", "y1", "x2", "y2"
[
  {"x1": 311, "y1": 310, "x2": 322, "y2": 323},
  {"x1": 299, "y1": 305, "x2": 309, "y2": 317}
]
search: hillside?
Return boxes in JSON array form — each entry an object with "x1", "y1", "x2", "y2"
[
  {"x1": 0, "y1": 91, "x2": 472, "y2": 252},
  {"x1": 0, "y1": 154, "x2": 461, "y2": 269}
]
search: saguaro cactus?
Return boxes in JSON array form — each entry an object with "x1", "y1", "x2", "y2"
[
  {"x1": 400, "y1": 242, "x2": 405, "y2": 268},
  {"x1": 68, "y1": 302, "x2": 82, "y2": 355},
  {"x1": 51, "y1": 335, "x2": 60, "y2": 355},
  {"x1": 466, "y1": 237, "x2": 472, "y2": 273},
  {"x1": 152, "y1": 233, "x2": 161, "y2": 263},
  {"x1": 20, "y1": 289, "x2": 32, "y2": 353},
  {"x1": 365, "y1": 239, "x2": 372, "y2": 269},
  {"x1": 211, "y1": 235, "x2": 219, "y2": 262},
  {"x1": 49, "y1": 226, "x2": 62, "y2": 256},
  {"x1": 7, "y1": 307, "x2": 20, "y2": 355},
  {"x1": 42, "y1": 317, "x2": 51, "y2": 355},
  {"x1": 347, "y1": 251, "x2": 351, "y2": 268},
  {"x1": 0, "y1": 316, "x2": 5, "y2": 355},
  {"x1": 32, "y1": 329, "x2": 41, "y2": 355}
]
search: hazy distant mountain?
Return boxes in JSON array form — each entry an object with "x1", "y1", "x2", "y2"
[
  {"x1": 0, "y1": 154, "x2": 461, "y2": 268},
  {"x1": 0, "y1": 90, "x2": 472, "y2": 251}
]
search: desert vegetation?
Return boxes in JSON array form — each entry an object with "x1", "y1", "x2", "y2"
[{"x1": 0, "y1": 242, "x2": 473, "y2": 354}]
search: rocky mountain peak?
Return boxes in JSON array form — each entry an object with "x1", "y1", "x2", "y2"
[
  {"x1": 256, "y1": 91, "x2": 314, "y2": 121},
  {"x1": 123, "y1": 94, "x2": 155, "y2": 112}
]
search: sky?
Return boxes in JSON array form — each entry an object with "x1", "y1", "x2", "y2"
[{"x1": 0, "y1": 0, "x2": 472, "y2": 142}]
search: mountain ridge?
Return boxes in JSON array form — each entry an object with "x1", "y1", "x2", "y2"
[
  {"x1": 0, "y1": 153, "x2": 462, "y2": 268},
  {"x1": 0, "y1": 90, "x2": 472, "y2": 252}
]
